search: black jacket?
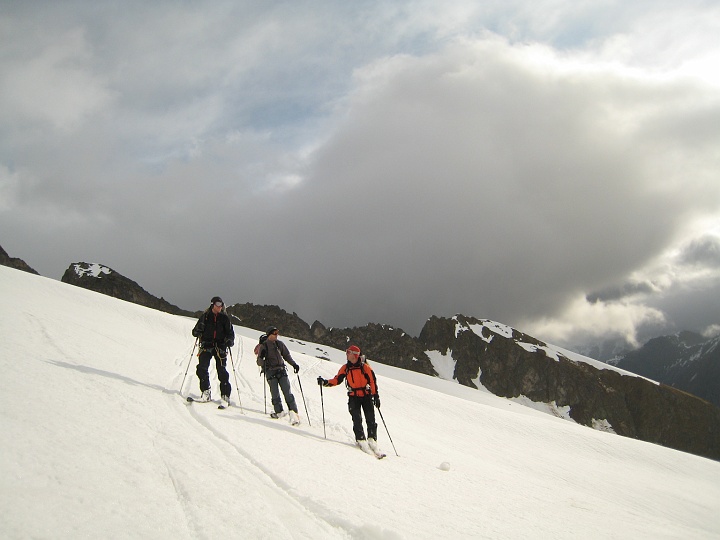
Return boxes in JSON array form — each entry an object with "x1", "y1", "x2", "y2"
[{"x1": 192, "y1": 309, "x2": 235, "y2": 347}]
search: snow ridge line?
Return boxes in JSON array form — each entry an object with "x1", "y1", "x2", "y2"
[
  {"x1": 182, "y1": 401, "x2": 353, "y2": 537},
  {"x1": 181, "y1": 396, "x2": 399, "y2": 539}
]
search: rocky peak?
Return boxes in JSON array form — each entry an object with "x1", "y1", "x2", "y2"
[
  {"x1": 61, "y1": 262, "x2": 194, "y2": 317},
  {"x1": 226, "y1": 303, "x2": 314, "y2": 341},
  {"x1": 0, "y1": 245, "x2": 39, "y2": 275},
  {"x1": 418, "y1": 314, "x2": 720, "y2": 461}
]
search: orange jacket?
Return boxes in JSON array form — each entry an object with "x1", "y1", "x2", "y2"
[{"x1": 327, "y1": 360, "x2": 377, "y2": 397}]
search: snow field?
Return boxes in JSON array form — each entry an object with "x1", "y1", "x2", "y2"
[{"x1": 2, "y1": 266, "x2": 720, "y2": 539}]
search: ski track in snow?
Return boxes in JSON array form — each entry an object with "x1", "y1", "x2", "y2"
[{"x1": 174, "y1": 341, "x2": 399, "y2": 540}]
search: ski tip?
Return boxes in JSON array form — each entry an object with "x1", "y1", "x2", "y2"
[{"x1": 186, "y1": 396, "x2": 194, "y2": 402}]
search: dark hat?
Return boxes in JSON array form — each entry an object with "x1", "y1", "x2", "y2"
[
  {"x1": 211, "y1": 296, "x2": 224, "y2": 305},
  {"x1": 265, "y1": 325, "x2": 278, "y2": 335}
]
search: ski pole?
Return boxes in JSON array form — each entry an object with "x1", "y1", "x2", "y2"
[
  {"x1": 296, "y1": 373, "x2": 311, "y2": 426},
  {"x1": 228, "y1": 347, "x2": 244, "y2": 413},
  {"x1": 320, "y1": 383, "x2": 326, "y2": 439},
  {"x1": 377, "y1": 408, "x2": 398, "y2": 456},
  {"x1": 263, "y1": 358, "x2": 268, "y2": 414},
  {"x1": 180, "y1": 338, "x2": 198, "y2": 394}
]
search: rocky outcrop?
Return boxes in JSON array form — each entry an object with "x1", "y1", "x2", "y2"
[
  {"x1": 311, "y1": 322, "x2": 437, "y2": 376},
  {"x1": 226, "y1": 303, "x2": 437, "y2": 376},
  {"x1": 61, "y1": 262, "x2": 195, "y2": 317},
  {"x1": 0, "y1": 245, "x2": 39, "y2": 275},
  {"x1": 420, "y1": 315, "x2": 720, "y2": 461},
  {"x1": 226, "y1": 303, "x2": 314, "y2": 341}
]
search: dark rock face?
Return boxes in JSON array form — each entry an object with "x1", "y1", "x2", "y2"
[
  {"x1": 226, "y1": 303, "x2": 314, "y2": 341},
  {"x1": 311, "y1": 322, "x2": 437, "y2": 376},
  {"x1": 61, "y1": 262, "x2": 195, "y2": 317},
  {"x1": 419, "y1": 315, "x2": 720, "y2": 461},
  {"x1": 613, "y1": 332, "x2": 720, "y2": 408},
  {"x1": 0, "y1": 245, "x2": 39, "y2": 275},
  {"x1": 227, "y1": 303, "x2": 437, "y2": 376}
]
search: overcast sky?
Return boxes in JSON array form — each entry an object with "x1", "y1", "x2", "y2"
[{"x1": 2, "y1": 0, "x2": 719, "y2": 353}]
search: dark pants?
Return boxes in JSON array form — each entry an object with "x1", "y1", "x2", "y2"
[
  {"x1": 267, "y1": 369, "x2": 298, "y2": 414},
  {"x1": 348, "y1": 394, "x2": 377, "y2": 441},
  {"x1": 196, "y1": 346, "x2": 231, "y2": 397}
]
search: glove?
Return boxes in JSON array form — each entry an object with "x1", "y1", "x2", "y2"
[
  {"x1": 373, "y1": 394, "x2": 381, "y2": 409},
  {"x1": 293, "y1": 364, "x2": 300, "y2": 374},
  {"x1": 192, "y1": 322, "x2": 205, "y2": 337},
  {"x1": 317, "y1": 376, "x2": 328, "y2": 386},
  {"x1": 226, "y1": 339, "x2": 234, "y2": 348}
]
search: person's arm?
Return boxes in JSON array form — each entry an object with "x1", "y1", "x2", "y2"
[{"x1": 191, "y1": 314, "x2": 205, "y2": 338}]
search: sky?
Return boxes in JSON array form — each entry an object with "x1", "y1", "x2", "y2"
[
  {"x1": 2, "y1": 1, "x2": 720, "y2": 353},
  {"x1": 2, "y1": 265, "x2": 720, "y2": 539}
]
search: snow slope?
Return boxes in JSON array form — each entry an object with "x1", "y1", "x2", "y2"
[{"x1": 1, "y1": 265, "x2": 719, "y2": 539}]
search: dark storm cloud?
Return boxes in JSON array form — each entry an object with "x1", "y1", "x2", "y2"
[
  {"x1": 679, "y1": 235, "x2": 720, "y2": 268},
  {"x1": 2, "y1": 1, "x2": 720, "y2": 350},
  {"x1": 238, "y1": 41, "x2": 720, "y2": 337},
  {"x1": 586, "y1": 282, "x2": 657, "y2": 304}
]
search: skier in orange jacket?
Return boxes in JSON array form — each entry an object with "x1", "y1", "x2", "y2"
[{"x1": 318, "y1": 345, "x2": 381, "y2": 454}]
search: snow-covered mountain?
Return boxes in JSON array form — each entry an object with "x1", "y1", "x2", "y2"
[{"x1": 2, "y1": 265, "x2": 720, "y2": 539}]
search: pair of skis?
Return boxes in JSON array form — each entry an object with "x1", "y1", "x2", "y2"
[
  {"x1": 186, "y1": 395, "x2": 298, "y2": 425},
  {"x1": 186, "y1": 395, "x2": 230, "y2": 410},
  {"x1": 186, "y1": 395, "x2": 386, "y2": 458},
  {"x1": 358, "y1": 440, "x2": 386, "y2": 460}
]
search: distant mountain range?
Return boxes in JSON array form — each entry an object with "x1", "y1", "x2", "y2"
[
  {"x1": 2, "y1": 245, "x2": 719, "y2": 460},
  {"x1": 608, "y1": 331, "x2": 720, "y2": 409}
]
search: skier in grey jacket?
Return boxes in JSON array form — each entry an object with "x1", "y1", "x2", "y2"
[{"x1": 256, "y1": 326, "x2": 300, "y2": 424}]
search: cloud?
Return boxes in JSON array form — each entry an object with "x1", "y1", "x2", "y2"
[
  {"x1": 679, "y1": 235, "x2": 720, "y2": 268},
  {"x1": 0, "y1": 26, "x2": 113, "y2": 131},
  {"x1": 586, "y1": 281, "x2": 658, "y2": 303},
  {"x1": 2, "y1": 1, "x2": 720, "y2": 354},
  {"x1": 241, "y1": 36, "x2": 720, "y2": 337},
  {"x1": 534, "y1": 230, "x2": 720, "y2": 350}
]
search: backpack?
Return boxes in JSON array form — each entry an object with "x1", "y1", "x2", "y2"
[
  {"x1": 344, "y1": 357, "x2": 375, "y2": 395},
  {"x1": 254, "y1": 333, "x2": 268, "y2": 357}
]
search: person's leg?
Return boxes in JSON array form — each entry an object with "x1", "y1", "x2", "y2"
[
  {"x1": 348, "y1": 396, "x2": 366, "y2": 441},
  {"x1": 196, "y1": 351, "x2": 212, "y2": 392},
  {"x1": 214, "y1": 349, "x2": 231, "y2": 397},
  {"x1": 278, "y1": 373, "x2": 298, "y2": 413},
  {"x1": 267, "y1": 375, "x2": 283, "y2": 413},
  {"x1": 362, "y1": 395, "x2": 378, "y2": 440}
]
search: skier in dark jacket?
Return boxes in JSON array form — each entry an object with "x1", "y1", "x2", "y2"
[
  {"x1": 256, "y1": 326, "x2": 300, "y2": 424},
  {"x1": 191, "y1": 296, "x2": 235, "y2": 406},
  {"x1": 317, "y1": 345, "x2": 381, "y2": 455}
]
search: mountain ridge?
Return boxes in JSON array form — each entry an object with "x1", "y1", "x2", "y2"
[{"x1": 3, "y1": 248, "x2": 719, "y2": 459}]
